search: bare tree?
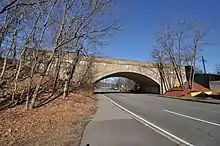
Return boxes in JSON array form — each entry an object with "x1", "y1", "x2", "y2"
[
  {"x1": 122, "y1": 78, "x2": 136, "y2": 92},
  {"x1": 152, "y1": 21, "x2": 208, "y2": 91},
  {"x1": 76, "y1": 56, "x2": 95, "y2": 91},
  {"x1": 216, "y1": 64, "x2": 220, "y2": 75},
  {"x1": 0, "y1": 0, "x2": 44, "y2": 14},
  {"x1": 152, "y1": 47, "x2": 172, "y2": 92},
  {"x1": 188, "y1": 23, "x2": 208, "y2": 90},
  {"x1": 0, "y1": 13, "x2": 22, "y2": 79},
  {"x1": 0, "y1": 0, "x2": 119, "y2": 110},
  {"x1": 155, "y1": 24, "x2": 185, "y2": 88},
  {"x1": 25, "y1": 0, "x2": 57, "y2": 108},
  {"x1": 29, "y1": 0, "x2": 119, "y2": 108},
  {"x1": 61, "y1": 0, "x2": 119, "y2": 99}
]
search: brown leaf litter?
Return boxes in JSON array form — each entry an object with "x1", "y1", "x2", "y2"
[{"x1": 0, "y1": 92, "x2": 96, "y2": 146}]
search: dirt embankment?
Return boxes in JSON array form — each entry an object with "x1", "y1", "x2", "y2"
[
  {"x1": 0, "y1": 92, "x2": 96, "y2": 146},
  {"x1": 164, "y1": 82, "x2": 210, "y2": 97}
]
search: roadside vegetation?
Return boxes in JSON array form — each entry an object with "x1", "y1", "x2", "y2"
[
  {"x1": 152, "y1": 21, "x2": 209, "y2": 92},
  {"x1": 0, "y1": 0, "x2": 119, "y2": 145}
]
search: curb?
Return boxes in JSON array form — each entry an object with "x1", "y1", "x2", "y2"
[{"x1": 163, "y1": 96, "x2": 220, "y2": 104}]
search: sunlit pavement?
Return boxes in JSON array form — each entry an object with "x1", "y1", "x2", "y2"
[
  {"x1": 104, "y1": 93, "x2": 220, "y2": 146},
  {"x1": 80, "y1": 94, "x2": 176, "y2": 146}
]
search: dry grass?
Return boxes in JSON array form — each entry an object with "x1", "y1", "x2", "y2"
[{"x1": 0, "y1": 92, "x2": 96, "y2": 146}]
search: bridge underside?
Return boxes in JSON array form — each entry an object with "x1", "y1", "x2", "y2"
[{"x1": 94, "y1": 72, "x2": 160, "y2": 94}]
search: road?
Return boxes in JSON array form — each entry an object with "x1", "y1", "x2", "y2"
[
  {"x1": 104, "y1": 93, "x2": 220, "y2": 146},
  {"x1": 80, "y1": 94, "x2": 176, "y2": 146}
]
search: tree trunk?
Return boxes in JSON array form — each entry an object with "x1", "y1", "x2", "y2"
[
  {"x1": 29, "y1": 51, "x2": 55, "y2": 109},
  {"x1": 30, "y1": 82, "x2": 41, "y2": 109},
  {"x1": 12, "y1": 60, "x2": 22, "y2": 102},
  {"x1": 0, "y1": 58, "x2": 8, "y2": 79},
  {"x1": 170, "y1": 57, "x2": 183, "y2": 88},
  {"x1": 26, "y1": 94, "x2": 30, "y2": 109},
  {"x1": 52, "y1": 54, "x2": 62, "y2": 95},
  {"x1": 0, "y1": 17, "x2": 20, "y2": 79},
  {"x1": 26, "y1": 58, "x2": 36, "y2": 109},
  {"x1": 63, "y1": 80, "x2": 68, "y2": 98},
  {"x1": 29, "y1": 1, "x2": 69, "y2": 108},
  {"x1": 191, "y1": 50, "x2": 197, "y2": 90},
  {"x1": 63, "y1": 56, "x2": 80, "y2": 98}
]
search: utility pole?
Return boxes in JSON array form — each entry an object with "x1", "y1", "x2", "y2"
[{"x1": 201, "y1": 56, "x2": 207, "y2": 74}]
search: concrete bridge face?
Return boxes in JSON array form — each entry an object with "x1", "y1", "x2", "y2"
[{"x1": 91, "y1": 57, "x2": 164, "y2": 94}]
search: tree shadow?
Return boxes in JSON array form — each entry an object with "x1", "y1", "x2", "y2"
[
  {"x1": 0, "y1": 98, "x2": 12, "y2": 110},
  {"x1": 0, "y1": 92, "x2": 28, "y2": 111},
  {"x1": 0, "y1": 90, "x2": 63, "y2": 110},
  {"x1": 36, "y1": 92, "x2": 63, "y2": 108}
]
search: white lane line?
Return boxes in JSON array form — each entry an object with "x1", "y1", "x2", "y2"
[
  {"x1": 104, "y1": 95, "x2": 193, "y2": 146},
  {"x1": 119, "y1": 96, "x2": 127, "y2": 99},
  {"x1": 164, "y1": 110, "x2": 220, "y2": 127}
]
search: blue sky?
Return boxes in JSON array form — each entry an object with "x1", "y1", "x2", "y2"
[{"x1": 102, "y1": 0, "x2": 220, "y2": 73}]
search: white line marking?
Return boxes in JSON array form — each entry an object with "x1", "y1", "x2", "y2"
[
  {"x1": 119, "y1": 96, "x2": 127, "y2": 99},
  {"x1": 164, "y1": 110, "x2": 220, "y2": 127},
  {"x1": 104, "y1": 95, "x2": 194, "y2": 146}
]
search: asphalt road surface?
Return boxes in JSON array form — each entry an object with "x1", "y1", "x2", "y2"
[
  {"x1": 104, "y1": 93, "x2": 220, "y2": 146},
  {"x1": 80, "y1": 94, "x2": 176, "y2": 146}
]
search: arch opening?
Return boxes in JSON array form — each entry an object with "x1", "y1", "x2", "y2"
[{"x1": 94, "y1": 72, "x2": 160, "y2": 94}]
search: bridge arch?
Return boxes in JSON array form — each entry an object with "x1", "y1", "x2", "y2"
[{"x1": 93, "y1": 71, "x2": 160, "y2": 94}]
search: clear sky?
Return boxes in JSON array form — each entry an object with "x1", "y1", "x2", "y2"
[{"x1": 102, "y1": 0, "x2": 220, "y2": 73}]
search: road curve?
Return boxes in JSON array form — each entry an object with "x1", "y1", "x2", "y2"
[{"x1": 104, "y1": 93, "x2": 220, "y2": 146}]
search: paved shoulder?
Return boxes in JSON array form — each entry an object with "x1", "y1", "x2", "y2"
[{"x1": 80, "y1": 94, "x2": 176, "y2": 146}]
